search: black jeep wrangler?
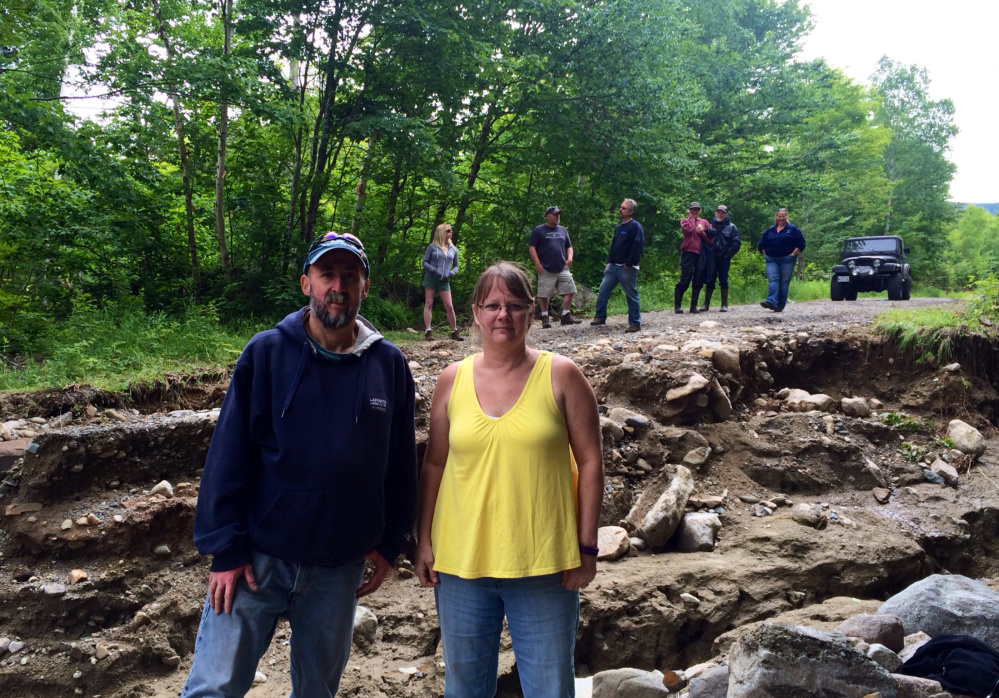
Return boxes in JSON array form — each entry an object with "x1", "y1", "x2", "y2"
[{"x1": 830, "y1": 235, "x2": 912, "y2": 301}]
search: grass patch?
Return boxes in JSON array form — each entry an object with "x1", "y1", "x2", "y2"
[{"x1": 0, "y1": 303, "x2": 257, "y2": 393}]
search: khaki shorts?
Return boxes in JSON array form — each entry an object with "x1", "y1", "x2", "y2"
[{"x1": 537, "y1": 268, "x2": 577, "y2": 297}]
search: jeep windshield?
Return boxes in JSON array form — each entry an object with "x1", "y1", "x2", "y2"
[{"x1": 842, "y1": 238, "x2": 899, "y2": 256}]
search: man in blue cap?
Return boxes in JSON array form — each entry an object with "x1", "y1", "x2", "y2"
[{"x1": 181, "y1": 232, "x2": 418, "y2": 698}]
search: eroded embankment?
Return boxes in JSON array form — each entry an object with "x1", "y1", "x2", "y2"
[{"x1": 0, "y1": 321, "x2": 997, "y2": 698}]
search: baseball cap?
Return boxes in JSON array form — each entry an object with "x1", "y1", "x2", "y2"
[
  {"x1": 688, "y1": 201, "x2": 701, "y2": 210},
  {"x1": 303, "y1": 232, "x2": 370, "y2": 276},
  {"x1": 545, "y1": 206, "x2": 562, "y2": 215},
  {"x1": 716, "y1": 204, "x2": 728, "y2": 213}
]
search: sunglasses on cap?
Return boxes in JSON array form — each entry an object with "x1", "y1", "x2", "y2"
[{"x1": 309, "y1": 232, "x2": 365, "y2": 253}]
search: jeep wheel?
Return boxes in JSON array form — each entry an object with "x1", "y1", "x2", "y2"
[
  {"x1": 887, "y1": 273, "x2": 903, "y2": 301},
  {"x1": 845, "y1": 288, "x2": 858, "y2": 301},
  {"x1": 901, "y1": 277, "x2": 911, "y2": 300},
  {"x1": 830, "y1": 278, "x2": 846, "y2": 301}
]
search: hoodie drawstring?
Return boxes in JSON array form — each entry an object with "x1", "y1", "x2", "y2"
[
  {"x1": 354, "y1": 351, "x2": 368, "y2": 423},
  {"x1": 281, "y1": 343, "x2": 310, "y2": 418}
]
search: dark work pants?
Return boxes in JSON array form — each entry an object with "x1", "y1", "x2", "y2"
[
  {"x1": 705, "y1": 256, "x2": 731, "y2": 290},
  {"x1": 675, "y1": 250, "x2": 705, "y2": 306}
]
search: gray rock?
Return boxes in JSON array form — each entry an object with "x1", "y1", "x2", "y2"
[
  {"x1": 940, "y1": 363, "x2": 961, "y2": 373},
  {"x1": 791, "y1": 503, "x2": 824, "y2": 527},
  {"x1": 898, "y1": 632, "x2": 932, "y2": 663},
  {"x1": 870, "y1": 398, "x2": 885, "y2": 410},
  {"x1": 728, "y1": 624, "x2": 898, "y2": 698},
  {"x1": 666, "y1": 374, "x2": 710, "y2": 402},
  {"x1": 0, "y1": 637, "x2": 10, "y2": 652},
  {"x1": 929, "y1": 459, "x2": 959, "y2": 487},
  {"x1": 8, "y1": 640, "x2": 25, "y2": 654},
  {"x1": 353, "y1": 606, "x2": 378, "y2": 646},
  {"x1": 630, "y1": 537, "x2": 647, "y2": 551},
  {"x1": 592, "y1": 668, "x2": 669, "y2": 698},
  {"x1": 878, "y1": 574, "x2": 999, "y2": 648},
  {"x1": 890, "y1": 674, "x2": 944, "y2": 698},
  {"x1": 947, "y1": 420, "x2": 986, "y2": 456},
  {"x1": 152, "y1": 544, "x2": 171, "y2": 555},
  {"x1": 835, "y1": 614, "x2": 904, "y2": 652},
  {"x1": 149, "y1": 480, "x2": 175, "y2": 498},
  {"x1": 687, "y1": 665, "x2": 729, "y2": 698},
  {"x1": 865, "y1": 459, "x2": 888, "y2": 488},
  {"x1": 55, "y1": 412, "x2": 74, "y2": 427},
  {"x1": 841, "y1": 397, "x2": 871, "y2": 418},
  {"x1": 922, "y1": 469, "x2": 946, "y2": 485},
  {"x1": 596, "y1": 526, "x2": 630, "y2": 561},
  {"x1": 675, "y1": 512, "x2": 721, "y2": 552},
  {"x1": 866, "y1": 643, "x2": 902, "y2": 672},
  {"x1": 606, "y1": 407, "x2": 650, "y2": 431},
  {"x1": 683, "y1": 447, "x2": 711, "y2": 466},
  {"x1": 637, "y1": 466, "x2": 694, "y2": 548},
  {"x1": 600, "y1": 417, "x2": 625, "y2": 443},
  {"x1": 42, "y1": 583, "x2": 67, "y2": 595},
  {"x1": 711, "y1": 346, "x2": 741, "y2": 377}
]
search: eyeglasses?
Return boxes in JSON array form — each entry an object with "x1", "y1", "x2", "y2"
[
  {"x1": 477, "y1": 302, "x2": 532, "y2": 315},
  {"x1": 309, "y1": 232, "x2": 365, "y2": 253}
]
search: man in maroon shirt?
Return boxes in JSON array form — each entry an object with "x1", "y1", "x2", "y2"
[{"x1": 674, "y1": 202, "x2": 711, "y2": 313}]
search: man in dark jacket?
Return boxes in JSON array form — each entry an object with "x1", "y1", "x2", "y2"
[
  {"x1": 591, "y1": 198, "x2": 645, "y2": 332},
  {"x1": 181, "y1": 232, "x2": 418, "y2": 698},
  {"x1": 701, "y1": 204, "x2": 741, "y2": 312}
]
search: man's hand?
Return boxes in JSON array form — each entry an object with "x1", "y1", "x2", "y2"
[
  {"x1": 356, "y1": 550, "x2": 391, "y2": 598},
  {"x1": 791, "y1": 248, "x2": 800, "y2": 257},
  {"x1": 565, "y1": 257, "x2": 573, "y2": 268},
  {"x1": 561, "y1": 555, "x2": 597, "y2": 591},
  {"x1": 534, "y1": 262, "x2": 545, "y2": 274},
  {"x1": 414, "y1": 540, "x2": 439, "y2": 588},
  {"x1": 209, "y1": 564, "x2": 258, "y2": 614}
]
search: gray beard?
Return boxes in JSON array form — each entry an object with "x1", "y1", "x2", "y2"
[{"x1": 310, "y1": 291, "x2": 359, "y2": 331}]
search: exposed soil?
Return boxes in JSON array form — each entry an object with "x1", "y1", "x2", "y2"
[{"x1": 1, "y1": 297, "x2": 998, "y2": 698}]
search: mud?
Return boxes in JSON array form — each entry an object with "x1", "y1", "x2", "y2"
[{"x1": 1, "y1": 298, "x2": 997, "y2": 697}]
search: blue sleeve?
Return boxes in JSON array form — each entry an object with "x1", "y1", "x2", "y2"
[
  {"x1": 193, "y1": 350, "x2": 260, "y2": 571},
  {"x1": 757, "y1": 231, "x2": 767, "y2": 253},
  {"x1": 450, "y1": 247, "x2": 460, "y2": 278},
  {"x1": 794, "y1": 226, "x2": 806, "y2": 251},
  {"x1": 422, "y1": 245, "x2": 437, "y2": 278},
  {"x1": 375, "y1": 352, "x2": 418, "y2": 562},
  {"x1": 628, "y1": 223, "x2": 644, "y2": 267},
  {"x1": 731, "y1": 225, "x2": 742, "y2": 254}
]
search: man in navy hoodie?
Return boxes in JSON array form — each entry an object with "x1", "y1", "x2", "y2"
[
  {"x1": 591, "y1": 198, "x2": 645, "y2": 332},
  {"x1": 181, "y1": 233, "x2": 418, "y2": 698}
]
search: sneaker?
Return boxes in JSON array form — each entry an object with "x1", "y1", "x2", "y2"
[
  {"x1": 626, "y1": 323, "x2": 641, "y2": 333},
  {"x1": 590, "y1": 317, "x2": 606, "y2": 326},
  {"x1": 541, "y1": 315, "x2": 552, "y2": 329},
  {"x1": 450, "y1": 330, "x2": 464, "y2": 341},
  {"x1": 760, "y1": 301, "x2": 777, "y2": 311},
  {"x1": 424, "y1": 330, "x2": 433, "y2": 341},
  {"x1": 560, "y1": 312, "x2": 582, "y2": 325}
]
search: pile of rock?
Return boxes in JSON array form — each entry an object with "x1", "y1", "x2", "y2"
[{"x1": 585, "y1": 573, "x2": 999, "y2": 698}]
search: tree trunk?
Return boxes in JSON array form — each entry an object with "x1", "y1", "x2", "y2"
[
  {"x1": 452, "y1": 112, "x2": 495, "y2": 244},
  {"x1": 150, "y1": 0, "x2": 200, "y2": 291},
  {"x1": 351, "y1": 132, "x2": 380, "y2": 236},
  {"x1": 214, "y1": 0, "x2": 234, "y2": 283}
]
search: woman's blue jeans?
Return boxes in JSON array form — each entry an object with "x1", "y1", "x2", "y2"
[
  {"x1": 435, "y1": 572, "x2": 579, "y2": 698},
  {"x1": 180, "y1": 551, "x2": 364, "y2": 698},
  {"x1": 764, "y1": 255, "x2": 797, "y2": 310},
  {"x1": 594, "y1": 264, "x2": 641, "y2": 325}
]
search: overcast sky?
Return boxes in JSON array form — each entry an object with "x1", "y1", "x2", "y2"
[{"x1": 798, "y1": 0, "x2": 999, "y2": 203}]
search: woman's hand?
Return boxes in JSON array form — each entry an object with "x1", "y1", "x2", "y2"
[
  {"x1": 415, "y1": 540, "x2": 439, "y2": 588},
  {"x1": 561, "y1": 554, "x2": 597, "y2": 591}
]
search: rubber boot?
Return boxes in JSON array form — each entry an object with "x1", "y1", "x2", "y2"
[
  {"x1": 700, "y1": 288, "x2": 713, "y2": 312},
  {"x1": 689, "y1": 287, "x2": 701, "y2": 314},
  {"x1": 720, "y1": 288, "x2": 729, "y2": 312},
  {"x1": 674, "y1": 287, "x2": 684, "y2": 314}
]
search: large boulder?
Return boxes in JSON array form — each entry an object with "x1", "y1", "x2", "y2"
[
  {"x1": 840, "y1": 397, "x2": 871, "y2": 418},
  {"x1": 877, "y1": 574, "x2": 999, "y2": 648},
  {"x1": 728, "y1": 624, "x2": 898, "y2": 698},
  {"x1": 687, "y1": 665, "x2": 729, "y2": 698},
  {"x1": 711, "y1": 346, "x2": 741, "y2": 377},
  {"x1": 947, "y1": 419, "x2": 986, "y2": 456},
  {"x1": 635, "y1": 466, "x2": 694, "y2": 548},
  {"x1": 591, "y1": 668, "x2": 669, "y2": 698},
  {"x1": 674, "y1": 512, "x2": 721, "y2": 553},
  {"x1": 835, "y1": 614, "x2": 905, "y2": 652}
]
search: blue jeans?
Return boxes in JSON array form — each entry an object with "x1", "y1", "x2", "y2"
[
  {"x1": 435, "y1": 573, "x2": 579, "y2": 698},
  {"x1": 765, "y1": 255, "x2": 797, "y2": 310},
  {"x1": 594, "y1": 265, "x2": 641, "y2": 325},
  {"x1": 181, "y1": 551, "x2": 365, "y2": 698}
]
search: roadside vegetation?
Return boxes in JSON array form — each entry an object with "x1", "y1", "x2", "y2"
[{"x1": 2, "y1": 0, "x2": 997, "y2": 390}]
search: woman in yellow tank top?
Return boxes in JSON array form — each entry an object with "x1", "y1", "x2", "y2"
[{"x1": 416, "y1": 262, "x2": 603, "y2": 698}]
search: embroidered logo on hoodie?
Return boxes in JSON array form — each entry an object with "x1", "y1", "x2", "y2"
[{"x1": 369, "y1": 397, "x2": 387, "y2": 412}]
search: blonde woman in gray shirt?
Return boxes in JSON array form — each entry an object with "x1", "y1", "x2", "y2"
[{"x1": 422, "y1": 223, "x2": 463, "y2": 341}]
